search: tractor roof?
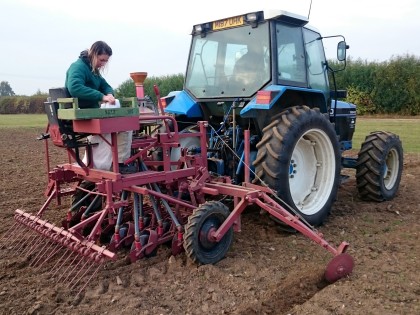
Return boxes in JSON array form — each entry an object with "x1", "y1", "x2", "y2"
[{"x1": 263, "y1": 10, "x2": 308, "y2": 26}]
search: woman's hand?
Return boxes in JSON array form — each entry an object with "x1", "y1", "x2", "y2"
[{"x1": 102, "y1": 94, "x2": 116, "y2": 104}]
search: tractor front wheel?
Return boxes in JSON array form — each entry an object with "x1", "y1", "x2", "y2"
[{"x1": 356, "y1": 131, "x2": 403, "y2": 201}]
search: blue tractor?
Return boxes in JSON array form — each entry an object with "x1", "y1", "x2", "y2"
[{"x1": 163, "y1": 10, "x2": 403, "y2": 227}]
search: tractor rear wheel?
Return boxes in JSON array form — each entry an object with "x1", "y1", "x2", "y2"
[
  {"x1": 184, "y1": 201, "x2": 233, "y2": 265},
  {"x1": 356, "y1": 131, "x2": 403, "y2": 201},
  {"x1": 253, "y1": 106, "x2": 341, "y2": 226}
]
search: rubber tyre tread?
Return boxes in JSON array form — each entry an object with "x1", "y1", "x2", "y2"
[
  {"x1": 252, "y1": 105, "x2": 341, "y2": 226},
  {"x1": 184, "y1": 201, "x2": 233, "y2": 265},
  {"x1": 356, "y1": 131, "x2": 403, "y2": 201}
]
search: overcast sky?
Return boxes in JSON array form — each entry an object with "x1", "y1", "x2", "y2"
[{"x1": 1, "y1": 0, "x2": 419, "y2": 96}]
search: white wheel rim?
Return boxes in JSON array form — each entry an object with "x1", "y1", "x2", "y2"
[
  {"x1": 289, "y1": 128, "x2": 336, "y2": 216},
  {"x1": 383, "y1": 147, "x2": 400, "y2": 189}
]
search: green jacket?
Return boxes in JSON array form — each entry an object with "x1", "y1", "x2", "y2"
[{"x1": 65, "y1": 50, "x2": 114, "y2": 108}]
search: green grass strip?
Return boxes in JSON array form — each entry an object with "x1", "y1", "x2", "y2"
[{"x1": 1, "y1": 114, "x2": 419, "y2": 153}]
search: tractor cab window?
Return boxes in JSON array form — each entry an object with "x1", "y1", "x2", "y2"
[
  {"x1": 303, "y1": 28, "x2": 329, "y2": 93},
  {"x1": 185, "y1": 23, "x2": 270, "y2": 98},
  {"x1": 187, "y1": 39, "x2": 219, "y2": 89},
  {"x1": 276, "y1": 24, "x2": 307, "y2": 86}
]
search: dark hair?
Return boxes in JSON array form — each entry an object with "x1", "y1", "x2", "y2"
[
  {"x1": 88, "y1": 41, "x2": 112, "y2": 74},
  {"x1": 89, "y1": 41, "x2": 112, "y2": 58}
]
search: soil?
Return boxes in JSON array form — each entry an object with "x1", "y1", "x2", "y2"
[{"x1": 0, "y1": 128, "x2": 419, "y2": 315}]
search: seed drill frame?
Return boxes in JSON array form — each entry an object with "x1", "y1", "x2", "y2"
[{"x1": 2, "y1": 75, "x2": 354, "y2": 294}]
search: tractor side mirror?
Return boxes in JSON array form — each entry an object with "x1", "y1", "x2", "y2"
[{"x1": 337, "y1": 41, "x2": 348, "y2": 61}]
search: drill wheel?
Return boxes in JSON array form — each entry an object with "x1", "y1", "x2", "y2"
[{"x1": 183, "y1": 201, "x2": 233, "y2": 265}]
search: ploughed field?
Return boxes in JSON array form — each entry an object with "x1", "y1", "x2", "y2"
[{"x1": 0, "y1": 128, "x2": 419, "y2": 315}]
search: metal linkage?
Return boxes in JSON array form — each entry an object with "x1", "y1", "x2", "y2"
[{"x1": 194, "y1": 180, "x2": 354, "y2": 282}]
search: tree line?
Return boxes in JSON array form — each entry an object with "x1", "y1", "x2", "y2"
[
  {"x1": 1, "y1": 54, "x2": 418, "y2": 115},
  {"x1": 329, "y1": 54, "x2": 419, "y2": 115}
]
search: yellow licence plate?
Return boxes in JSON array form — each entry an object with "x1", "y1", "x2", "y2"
[{"x1": 213, "y1": 16, "x2": 244, "y2": 30}]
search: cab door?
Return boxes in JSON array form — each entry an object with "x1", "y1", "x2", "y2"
[{"x1": 302, "y1": 28, "x2": 330, "y2": 101}]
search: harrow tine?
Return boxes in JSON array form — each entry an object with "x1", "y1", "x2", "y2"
[
  {"x1": 57, "y1": 253, "x2": 81, "y2": 282},
  {"x1": 0, "y1": 221, "x2": 22, "y2": 249},
  {"x1": 35, "y1": 243, "x2": 64, "y2": 271},
  {"x1": 7, "y1": 224, "x2": 35, "y2": 252},
  {"x1": 69, "y1": 249, "x2": 108, "y2": 296},
  {"x1": 11, "y1": 214, "x2": 45, "y2": 250},
  {"x1": 67, "y1": 257, "x2": 93, "y2": 289},
  {"x1": 12, "y1": 228, "x2": 38, "y2": 254},
  {"x1": 72, "y1": 261, "x2": 103, "y2": 297},
  {"x1": 34, "y1": 227, "x2": 67, "y2": 269},
  {"x1": 30, "y1": 239, "x2": 58, "y2": 267},
  {"x1": 50, "y1": 248, "x2": 74, "y2": 278},
  {"x1": 13, "y1": 233, "x2": 41, "y2": 258},
  {"x1": 0, "y1": 226, "x2": 29, "y2": 260},
  {"x1": 24, "y1": 233, "x2": 49, "y2": 259},
  {"x1": 29, "y1": 238, "x2": 54, "y2": 266},
  {"x1": 61, "y1": 254, "x2": 87, "y2": 284},
  {"x1": 18, "y1": 219, "x2": 52, "y2": 258}
]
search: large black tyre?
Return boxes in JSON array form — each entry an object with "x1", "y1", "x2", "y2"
[
  {"x1": 183, "y1": 201, "x2": 233, "y2": 265},
  {"x1": 253, "y1": 106, "x2": 341, "y2": 226},
  {"x1": 356, "y1": 131, "x2": 403, "y2": 201}
]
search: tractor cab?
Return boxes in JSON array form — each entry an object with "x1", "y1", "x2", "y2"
[
  {"x1": 165, "y1": 10, "x2": 348, "y2": 129},
  {"x1": 162, "y1": 9, "x2": 357, "y2": 227}
]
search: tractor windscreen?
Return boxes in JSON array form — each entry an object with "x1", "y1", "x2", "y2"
[{"x1": 185, "y1": 22, "x2": 270, "y2": 99}]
